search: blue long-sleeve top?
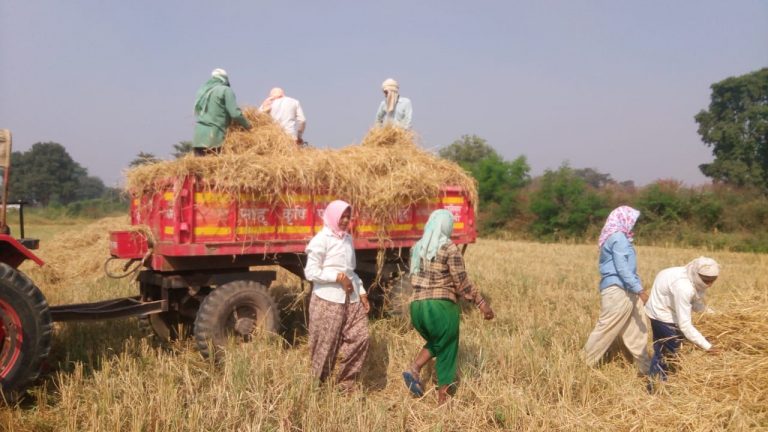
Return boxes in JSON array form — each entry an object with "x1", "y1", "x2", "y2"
[{"x1": 598, "y1": 232, "x2": 643, "y2": 293}]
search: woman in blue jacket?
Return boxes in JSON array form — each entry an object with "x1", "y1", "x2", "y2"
[{"x1": 583, "y1": 206, "x2": 651, "y2": 375}]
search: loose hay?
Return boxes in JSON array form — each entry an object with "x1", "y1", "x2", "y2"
[
  {"x1": 660, "y1": 302, "x2": 768, "y2": 426},
  {"x1": 125, "y1": 108, "x2": 477, "y2": 233}
]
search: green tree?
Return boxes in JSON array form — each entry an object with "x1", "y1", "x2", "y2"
[
  {"x1": 529, "y1": 164, "x2": 608, "y2": 238},
  {"x1": 695, "y1": 68, "x2": 768, "y2": 189},
  {"x1": 130, "y1": 152, "x2": 160, "y2": 167},
  {"x1": 440, "y1": 135, "x2": 530, "y2": 231},
  {"x1": 9, "y1": 142, "x2": 91, "y2": 205},
  {"x1": 172, "y1": 141, "x2": 194, "y2": 158},
  {"x1": 439, "y1": 135, "x2": 499, "y2": 169}
]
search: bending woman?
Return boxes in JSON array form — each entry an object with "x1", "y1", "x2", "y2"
[
  {"x1": 303, "y1": 200, "x2": 371, "y2": 391},
  {"x1": 583, "y1": 205, "x2": 651, "y2": 375},
  {"x1": 403, "y1": 209, "x2": 494, "y2": 404}
]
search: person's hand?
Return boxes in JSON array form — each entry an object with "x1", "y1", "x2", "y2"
[
  {"x1": 296, "y1": 137, "x2": 304, "y2": 146},
  {"x1": 360, "y1": 294, "x2": 371, "y2": 314},
  {"x1": 336, "y1": 273, "x2": 353, "y2": 294},
  {"x1": 638, "y1": 290, "x2": 649, "y2": 304},
  {"x1": 479, "y1": 302, "x2": 494, "y2": 320}
]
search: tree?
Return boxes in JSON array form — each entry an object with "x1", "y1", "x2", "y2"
[
  {"x1": 172, "y1": 141, "x2": 194, "y2": 158},
  {"x1": 130, "y1": 152, "x2": 160, "y2": 167},
  {"x1": 9, "y1": 142, "x2": 87, "y2": 205},
  {"x1": 439, "y1": 135, "x2": 530, "y2": 231},
  {"x1": 439, "y1": 135, "x2": 499, "y2": 169},
  {"x1": 695, "y1": 68, "x2": 768, "y2": 189},
  {"x1": 529, "y1": 164, "x2": 608, "y2": 238},
  {"x1": 573, "y1": 168, "x2": 615, "y2": 189}
]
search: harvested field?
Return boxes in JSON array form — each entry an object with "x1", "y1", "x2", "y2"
[
  {"x1": 3, "y1": 219, "x2": 766, "y2": 431},
  {"x1": 125, "y1": 108, "x2": 477, "y2": 230}
]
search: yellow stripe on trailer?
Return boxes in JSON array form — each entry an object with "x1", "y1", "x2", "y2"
[
  {"x1": 163, "y1": 192, "x2": 174, "y2": 201},
  {"x1": 277, "y1": 225, "x2": 312, "y2": 234},
  {"x1": 235, "y1": 226, "x2": 276, "y2": 235},
  {"x1": 454, "y1": 222, "x2": 464, "y2": 229},
  {"x1": 356, "y1": 225, "x2": 381, "y2": 233},
  {"x1": 442, "y1": 196, "x2": 465, "y2": 204},
  {"x1": 195, "y1": 226, "x2": 232, "y2": 236},
  {"x1": 195, "y1": 192, "x2": 231, "y2": 205},
  {"x1": 163, "y1": 226, "x2": 175, "y2": 235},
  {"x1": 279, "y1": 194, "x2": 312, "y2": 204}
]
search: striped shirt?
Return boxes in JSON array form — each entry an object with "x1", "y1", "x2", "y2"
[{"x1": 410, "y1": 243, "x2": 484, "y2": 305}]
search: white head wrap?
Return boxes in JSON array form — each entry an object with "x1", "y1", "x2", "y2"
[
  {"x1": 686, "y1": 256, "x2": 720, "y2": 291},
  {"x1": 381, "y1": 78, "x2": 400, "y2": 113}
]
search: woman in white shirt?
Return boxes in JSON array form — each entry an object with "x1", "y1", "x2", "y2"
[
  {"x1": 303, "y1": 200, "x2": 370, "y2": 391},
  {"x1": 645, "y1": 257, "x2": 720, "y2": 381}
]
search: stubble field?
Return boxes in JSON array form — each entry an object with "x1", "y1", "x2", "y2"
[{"x1": 1, "y1": 217, "x2": 766, "y2": 431}]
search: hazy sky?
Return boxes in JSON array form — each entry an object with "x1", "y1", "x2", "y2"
[{"x1": 1, "y1": 1, "x2": 766, "y2": 187}]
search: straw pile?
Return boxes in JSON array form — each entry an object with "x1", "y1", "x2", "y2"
[
  {"x1": 663, "y1": 301, "x2": 768, "y2": 425},
  {"x1": 125, "y1": 108, "x2": 477, "y2": 230}
]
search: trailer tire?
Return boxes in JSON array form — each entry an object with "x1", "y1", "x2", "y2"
[
  {"x1": 194, "y1": 281, "x2": 279, "y2": 360},
  {"x1": 0, "y1": 263, "x2": 52, "y2": 403},
  {"x1": 139, "y1": 312, "x2": 193, "y2": 343}
]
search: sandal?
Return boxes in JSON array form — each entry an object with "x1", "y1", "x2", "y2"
[{"x1": 402, "y1": 371, "x2": 424, "y2": 397}]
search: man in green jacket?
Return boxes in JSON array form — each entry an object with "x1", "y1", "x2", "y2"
[{"x1": 193, "y1": 68, "x2": 251, "y2": 155}]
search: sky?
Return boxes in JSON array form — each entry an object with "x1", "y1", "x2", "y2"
[{"x1": 1, "y1": 1, "x2": 766, "y2": 188}]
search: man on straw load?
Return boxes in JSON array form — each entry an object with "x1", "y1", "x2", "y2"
[
  {"x1": 303, "y1": 200, "x2": 371, "y2": 393},
  {"x1": 192, "y1": 68, "x2": 252, "y2": 156},
  {"x1": 259, "y1": 87, "x2": 306, "y2": 145},
  {"x1": 583, "y1": 206, "x2": 652, "y2": 375},
  {"x1": 376, "y1": 78, "x2": 413, "y2": 129},
  {"x1": 645, "y1": 257, "x2": 720, "y2": 382}
]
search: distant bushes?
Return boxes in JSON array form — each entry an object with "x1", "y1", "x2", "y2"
[{"x1": 488, "y1": 170, "x2": 768, "y2": 252}]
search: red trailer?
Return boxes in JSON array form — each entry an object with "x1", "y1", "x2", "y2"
[
  {"x1": 101, "y1": 176, "x2": 476, "y2": 357},
  {"x1": 0, "y1": 126, "x2": 476, "y2": 398}
]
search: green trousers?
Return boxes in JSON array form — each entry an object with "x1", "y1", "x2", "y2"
[{"x1": 410, "y1": 299, "x2": 460, "y2": 386}]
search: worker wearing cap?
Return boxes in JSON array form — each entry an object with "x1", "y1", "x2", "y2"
[
  {"x1": 193, "y1": 68, "x2": 251, "y2": 155},
  {"x1": 645, "y1": 257, "x2": 721, "y2": 381},
  {"x1": 259, "y1": 87, "x2": 306, "y2": 145},
  {"x1": 375, "y1": 78, "x2": 412, "y2": 129}
]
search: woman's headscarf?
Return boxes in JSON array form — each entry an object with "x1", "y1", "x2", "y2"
[
  {"x1": 409, "y1": 209, "x2": 454, "y2": 275},
  {"x1": 259, "y1": 87, "x2": 285, "y2": 113},
  {"x1": 382, "y1": 78, "x2": 399, "y2": 114},
  {"x1": 598, "y1": 205, "x2": 640, "y2": 248},
  {"x1": 194, "y1": 69, "x2": 230, "y2": 116},
  {"x1": 323, "y1": 200, "x2": 351, "y2": 238},
  {"x1": 686, "y1": 256, "x2": 720, "y2": 292}
]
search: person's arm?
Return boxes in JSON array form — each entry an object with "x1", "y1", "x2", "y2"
[
  {"x1": 223, "y1": 88, "x2": 252, "y2": 129},
  {"x1": 303, "y1": 236, "x2": 340, "y2": 283},
  {"x1": 296, "y1": 102, "x2": 306, "y2": 139},
  {"x1": 673, "y1": 283, "x2": 712, "y2": 350},
  {"x1": 610, "y1": 236, "x2": 643, "y2": 294},
  {"x1": 375, "y1": 101, "x2": 386, "y2": 125},
  {"x1": 399, "y1": 98, "x2": 413, "y2": 129}
]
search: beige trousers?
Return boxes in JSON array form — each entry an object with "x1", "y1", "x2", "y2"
[{"x1": 583, "y1": 285, "x2": 651, "y2": 374}]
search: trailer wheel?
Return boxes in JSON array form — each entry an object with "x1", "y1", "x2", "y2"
[
  {"x1": 0, "y1": 263, "x2": 52, "y2": 402},
  {"x1": 193, "y1": 281, "x2": 279, "y2": 359}
]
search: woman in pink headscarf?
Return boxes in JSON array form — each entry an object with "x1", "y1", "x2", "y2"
[
  {"x1": 583, "y1": 206, "x2": 652, "y2": 375},
  {"x1": 303, "y1": 200, "x2": 370, "y2": 391}
]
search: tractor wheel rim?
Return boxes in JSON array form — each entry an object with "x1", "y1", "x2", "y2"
[
  {"x1": 228, "y1": 305, "x2": 258, "y2": 339},
  {"x1": 0, "y1": 298, "x2": 23, "y2": 379}
]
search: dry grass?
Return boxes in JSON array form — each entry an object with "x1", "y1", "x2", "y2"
[
  {"x1": 2, "y1": 220, "x2": 767, "y2": 431},
  {"x1": 125, "y1": 108, "x2": 477, "y2": 230}
]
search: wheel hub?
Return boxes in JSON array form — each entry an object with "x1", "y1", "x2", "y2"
[
  {"x1": 0, "y1": 298, "x2": 23, "y2": 379},
  {"x1": 233, "y1": 317, "x2": 255, "y2": 337}
]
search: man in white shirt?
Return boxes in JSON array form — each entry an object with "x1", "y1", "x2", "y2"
[
  {"x1": 259, "y1": 87, "x2": 306, "y2": 145},
  {"x1": 645, "y1": 257, "x2": 720, "y2": 381}
]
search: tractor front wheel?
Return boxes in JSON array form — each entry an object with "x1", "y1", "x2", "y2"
[
  {"x1": 193, "y1": 281, "x2": 279, "y2": 360},
  {"x1": 0, "y1": 263, "x2": 52, "y2": 402}
]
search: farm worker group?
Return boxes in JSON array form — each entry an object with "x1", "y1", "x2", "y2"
[
  {"x1": 192, "y1": 69, "x2": 412, "y2": 154},
  {"x1": 583, "y1": 205, "x2": 721, "y2": 391},
  {"x1": 191, "y1": 67, "x2": 719, "y2": 402}
]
